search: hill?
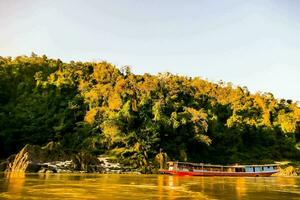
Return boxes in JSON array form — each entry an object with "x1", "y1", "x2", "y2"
[{"x1": 1, "y1": 54, "x2": 300, "y2": 170}]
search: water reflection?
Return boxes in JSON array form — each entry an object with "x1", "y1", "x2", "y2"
[
  {"x1": 5, "y1": 172, "x2": 26, "y2": 198},
  {"x1": 276, "y1": 176, "x2": 296, "y2": 186},
  {"x1": 167, "y1": 176, "x2": 176, "y2": 200},
  {"x1": 235, "y1": 178, "x2": 246, "y2": 199},
  {"x1": 0, "y1": 174, "x2": 299, "y2": 199},
  {"x1": 156, "y1": 175, "x2": 178, "y2": 200}
]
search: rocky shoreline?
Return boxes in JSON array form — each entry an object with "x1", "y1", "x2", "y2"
[
  {"x1": 1, "y1": 142, "x2": 299, "y2": 176},
  {"x1": 0, "y1": 142, "x2": 142, "y2": 174}
]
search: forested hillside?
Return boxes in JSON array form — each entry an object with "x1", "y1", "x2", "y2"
[{"x1": 1, "y1": 54, "x2": 300, "y2": 168}]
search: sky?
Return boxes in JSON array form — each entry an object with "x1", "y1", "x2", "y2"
[{"x1": 0, "y1": 0, "x2": 300, "y2": 101}]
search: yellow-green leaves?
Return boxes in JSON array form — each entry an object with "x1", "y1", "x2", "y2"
[
  {"x1": 152, "y1": 101, "x2": 163, "y2": 121},
  {"x1": 108, "y1": 93, "x2": 122, "y2": 111},
  {"x1": 84, "y1": 108, "x2": 98, "y2": 124},
  {"x1": 2, "y1": 54, "x2": 300, "y2": 167}
]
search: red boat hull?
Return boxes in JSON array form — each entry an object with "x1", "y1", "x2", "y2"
[{"x1": 159, "y1": 170, "x2": 277, "y2": 177}]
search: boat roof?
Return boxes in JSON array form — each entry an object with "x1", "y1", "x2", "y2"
[{"x1": 167, "y1": 161, "x2": 278, "y2": 168}]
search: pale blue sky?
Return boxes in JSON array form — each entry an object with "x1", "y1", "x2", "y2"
[{"x1": 1, "y1": 0, "x2": 300, "y2": 101}]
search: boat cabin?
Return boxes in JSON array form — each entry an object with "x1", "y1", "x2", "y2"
[{"x1": 166, "y1": 161, "x2": 278, "y2": 173}]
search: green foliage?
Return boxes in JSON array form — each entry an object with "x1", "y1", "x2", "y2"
[{"x1": 1, "y1": 54, "x2": 300, "y2": 168}]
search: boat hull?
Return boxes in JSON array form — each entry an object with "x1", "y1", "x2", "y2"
[{"x1": 159, "y1": 169, "x2": 277, "y2": 177}]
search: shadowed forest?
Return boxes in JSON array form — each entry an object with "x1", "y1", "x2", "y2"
[{"x1": 1, "y1": 54, "x2": 300, "y2": 170}]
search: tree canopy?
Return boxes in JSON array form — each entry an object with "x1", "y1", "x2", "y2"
[{"x1": 1, "y1": 54, "x2": 300, "y2": 168}]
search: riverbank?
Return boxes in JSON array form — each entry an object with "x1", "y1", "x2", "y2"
[
  {"x1": 1, "y1": 142, "x2": 300, "y2": 176},
  {"x1": 0, "y1": 142, "x2": 149, "y2": 174},
  {"x1": 273, "y1": 161, "x2": 300, "y2": 177}
]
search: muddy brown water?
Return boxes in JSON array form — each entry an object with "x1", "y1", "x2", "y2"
[{"x1": 0, "y1": 173, "x2": 299, "y2": 199}]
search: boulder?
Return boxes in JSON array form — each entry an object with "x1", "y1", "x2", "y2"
[
  {"x1": 5, "y1": 142, "x2": 71, "y2": 173},
  {"x1": 26, "y1": 163, "x2": 42, "y2": 173},
  {"x1": 38, "y1": 168, "x2": 47, "y2": 173},
  {"x1": 5, "y1": 142, "x2": 104, "y2": 173},
  {"x1": 72, "y1": 152, "x2": 103, "y2": 172}
]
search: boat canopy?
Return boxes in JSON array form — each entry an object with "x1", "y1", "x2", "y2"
[{"x1": 167, "y1": 161, "x2": 278, "y2": 168}]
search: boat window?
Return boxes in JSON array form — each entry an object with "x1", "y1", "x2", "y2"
[{"x1": 235, "y1": 168, "x2": 245, "y2": 172}]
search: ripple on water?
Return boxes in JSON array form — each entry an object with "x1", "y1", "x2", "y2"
[{"x1": 0, "y1": 174, "x2": 300, "y2": 200}]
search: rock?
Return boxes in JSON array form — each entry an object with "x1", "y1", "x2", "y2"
[
  {"x1": 97, "y1": 157, "x2": 122, "y2": 173},
  {"x1": 45, "y1": 169, "x2": 54, "y2": 174},
  {"x1": 72, "y1": 152, "x2": 102, "y2": 172},
  {"x1": 47, "y1": 164, "x2": 58, "y2": 173},
  {"x1": 5, "y1": 142, "x2": 133, "y2": 173},
  {"x1": 38, "y1": 168, "x2": 47, "y2": 173},
  {"x1": 26, "y1": 163, "x2": 42, "y2": 173},
  {"x1": 5, "y1": 142, "x2": 71, "y2": 173}
]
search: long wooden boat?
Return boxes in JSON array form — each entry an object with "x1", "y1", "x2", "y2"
[{"x1": 159, "y1": 161, "x2": 278, "y2": 177}]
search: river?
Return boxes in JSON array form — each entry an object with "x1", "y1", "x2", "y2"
[{"x1": 0, "y1": 173, "x2": 299, "y2": 199}]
